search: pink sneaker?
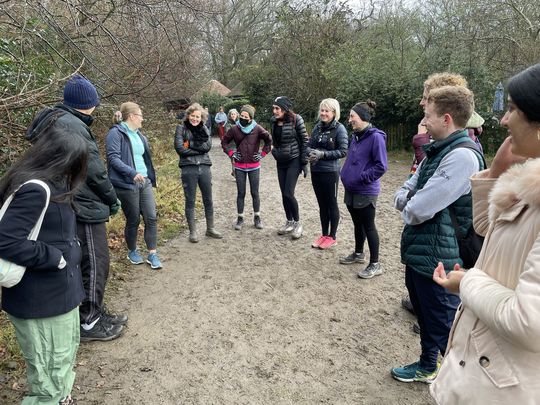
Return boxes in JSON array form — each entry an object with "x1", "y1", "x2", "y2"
[
  {"x1": 319, "y1": 236, "x2": 337, "y2": 250},
  {"x1": 311, "y1": 235, "x2": 326, "y2": 248}
]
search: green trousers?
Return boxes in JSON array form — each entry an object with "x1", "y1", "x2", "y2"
[{"x1": 8, "y1": 308, "x2": 80, "y2": 405}]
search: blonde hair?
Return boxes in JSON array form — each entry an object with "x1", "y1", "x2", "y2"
[
  {"x1": 319, "y1": 98, "x2": 340, "y2": 121},
  {"x1": 184, "y1": 102, "x2": 208, "y2": 123},
  {"x1": 424, "y1": 73, "x2": 468, "y2": 93},
  {"x1": 112, "y1": 102, "x2": 140, "y2": 124}
]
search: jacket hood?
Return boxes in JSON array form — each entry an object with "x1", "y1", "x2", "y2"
[
  {"x1": 489, "y1": 157, "x2": 540, "y2": 221},
  {"x1": 26, "y1": 107, "x2": 65, "y2": 142}
]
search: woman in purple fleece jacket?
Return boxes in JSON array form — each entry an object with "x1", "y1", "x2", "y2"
[{"x1": 339, "y1": 100, "x2": 388, "y2": 279}]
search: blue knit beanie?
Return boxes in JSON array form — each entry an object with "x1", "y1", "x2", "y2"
[{"x1": 63, "y1": 75, "x2": 100, "y2": 109}]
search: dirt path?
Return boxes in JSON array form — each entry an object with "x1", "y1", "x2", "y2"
[{"x1": 74, "y1": 139, "x2": 435, "y2": 404}]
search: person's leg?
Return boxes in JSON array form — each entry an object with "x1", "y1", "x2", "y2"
[
  {"x1": 77, "y1": 222, "x2": 110, "y2": 325},
  {"x1": 248, "y1": 169, "x2": 260, "y2": 213},
  {"x1": 199, "y1": 165, "x2": 222, "y2": 238},
  {"x1": 327, "y1": 172, "x2": 340, "y2": 239},
  {"x1": 346, "y1": 205, "x2": 366, "y2": 254},
  {"x1": 181, "y1": 166, "x2": 199, "y2": 242},
  {"x1": 115, "y1": 186, "x2": 141, "y2": 252},
  {"x1": 235, "y1": 169, "x2": 247, "y2": 215},
  {"x1": 311, "y1": 172, "x2": 329, "y2": 236},
  {"x1": 359, "y1": 203, "x2": 379, "y2": 263},
  {"x1": 283, "y1": 158, "x2": 301, "y2": 222},
  {"x1": 9, "y1": 308, "x2": 80, "y2": 404},
  {"x1": 276, "y1": 165, "x2": 292, "y2": 220},
  {"x1": 139, "y1": 179, "x2": 158, "y2": 252}
]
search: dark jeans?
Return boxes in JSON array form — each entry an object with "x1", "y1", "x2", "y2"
[
  {"x1": 405, "y1": 266, "x2": 461, "y2": 371},
  {"x1": 277, "y1": 157, "x2": 301, "y2": 221},
  {"x1": 346, "y1": 203, "x2": 379, "y2": 263},
  {"x1": 235, "y1": 169, "x2": 260, "y2": 214},
  {"x1": 181, "y1": 165, "x2": 214, "y2": 218},
  {"x1": 77, "y1": 221, "x2": 109, "y2": 324},
  {"x1": 311, "y1": 171, "x2": 340, "y2": 238},
  {"x1": 115, "y1": 178, "x2": 157, "y2": 251}
]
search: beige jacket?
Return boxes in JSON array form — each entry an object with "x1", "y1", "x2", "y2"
[{"x1": 431, "y1": 158, "x2": 540, "y2": 405}]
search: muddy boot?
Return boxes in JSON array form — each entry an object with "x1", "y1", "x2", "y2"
[
  {"x1": 186, "y1": 209, "x2": 199, "y2": 243},
  {"x1": 205, "y1": 216, "x2": 223, "y2": 239}
]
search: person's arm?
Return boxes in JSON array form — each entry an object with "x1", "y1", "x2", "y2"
[
  {"x1": 0, "y1": 184, "x2": 63, "y2": 270},
  {"x1": 460, "y1": 236, "x2": 540, "y2": 352},
  {"x1": 394, "y1": 169, "x2": 420, "y2": 212},
  {"x1": 295, "y1": 115, "x2": 309, "y2": 164},
  {"x1": 174, "y1": 125, "x2": 202, "y2": 157},
  {"x1": 221, "y1": 128, "x2": 235, "y2": 157},
  {"x1": 85, "y1": 139, "x2": 118, "y2": 206},
  {"x1": 400, "y1": 148, "x2": 479, "y2": 225},
  {"x1": 350, "y1": 133, "x2": 388, "y2": 185},
  {"x1": 259, "y1": 126, "x2": 272, "y2": 156},
  {"x1": 105, "y1": 128, "x2": 137, "y2": 180}
]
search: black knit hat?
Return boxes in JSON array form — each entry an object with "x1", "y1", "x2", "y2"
[
  {"x1": 273, "y1": 96, "x2": 293, "y2": 112},
  {"x1": 63, "y1": 75, "x2": 100, "y2": 110}
]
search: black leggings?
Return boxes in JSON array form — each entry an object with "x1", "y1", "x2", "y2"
[
  {"x1": 235, "y1": 169, "x2": 260, "y2": 214},
  {"x1": 311, "y1": 171, "x2": 340, "y2": 238},
  {"x1": 347, "y1": 203, "x2": 379, "y2": 263},
  {"x1": 277, "y1": 158, "x2": 301, "y2": 221}
]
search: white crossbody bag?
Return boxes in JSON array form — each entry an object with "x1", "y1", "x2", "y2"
[{"x1": 0, "y1": 180, "x2": 51, "y2": 288}]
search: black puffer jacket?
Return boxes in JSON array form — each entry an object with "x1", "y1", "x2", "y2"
[
  {"x1": 174, "y1": 122, "x2": 212, "y2": 167},
  {"x1": 26, "y1": 105, "x2": 118, "y2": 223},
  {"x1": 270, "y1": 114, "x2": 309, "y2": 164}
]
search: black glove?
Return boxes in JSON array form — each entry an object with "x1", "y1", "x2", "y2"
[
  {"x1": 301, "y1": 164, "x2": 308, "y2": 178},
  {"x1": 232, "y1": 151, "x2": 242, "y2": 161},
  {"x1": 253, "y1": 152, "x2": 263, "y2": 162},
  {"x1": 110, "y1": 198, "x2": 121, "y2": 216}
]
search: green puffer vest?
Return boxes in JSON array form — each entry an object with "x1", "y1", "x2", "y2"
[{"x1": 401, "y1": 130, "x2": 484, "y2": 277}]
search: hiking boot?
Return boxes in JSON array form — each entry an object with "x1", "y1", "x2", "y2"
[
  {"x1": 358, "y1": 262, "x2": 382, "y2": 279},
  {"x1": 146, "y1": 252, "x2": 162, "y2": 269},
  {"x1": 339, "y1": 252, "x2": 366, "y2": 265},
  {"x1": 319, "y1": 236, "x2": 337, "y2": 250},
  {"x1": 234, "y1": 216, "x2": 244, "y2": 230},
  {"x1": 277, "y1": 220, "x2": 294, "y2": 235},
  {"x1": 80, "y1": 318, "x2": 124, "y2": 342},
  {"x1": 391, "y1": 361, "x2": 439, "y2": 384},
  {"x1": 401, "y1": 296, "x2": 416, "y2": 315},
  {"x1": 254, "y1": 215, "x2": 263, "y2": 229},
  {"x1": 101, "y1": 304, "x2": 128, "y2": 326},
  {"x1": 291, "y1": 221, "x2": 303, "y2": 240},
  {"x1": 127, "y1": 250, "x2": 144, "y2": 265},
  {"x1": 312, "y1": 235, "x2": 326, "y2": 248},
  {"x1": 206, "y1": 228, "x2": 223, "y2": 239}
]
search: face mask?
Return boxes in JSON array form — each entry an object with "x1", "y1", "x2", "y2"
[{"x1": 239, "y1": 118, "x2": 250, "y2": 127}]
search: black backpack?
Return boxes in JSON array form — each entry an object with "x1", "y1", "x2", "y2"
[{"x1": 448, "y1": 142, "x2": 486, "y2": 268}]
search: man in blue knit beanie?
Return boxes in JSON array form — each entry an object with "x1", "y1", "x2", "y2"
[{"x1": 26, "y1": 74, "x2": 127, "y2": 342}]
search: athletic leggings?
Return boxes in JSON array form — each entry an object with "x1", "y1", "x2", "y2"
[
  {"x1": 235, "y1": 168, "x2": 260, "y2": 214},
  {"x1": 277, "y1": 157, "x2": 301, "y2": 221},
  {"x1": 347, "y1": 203, "x2": 379, "y2": 263},
  {"x1": 311, "y1": 171, "x2": 340, "y2": 238}
]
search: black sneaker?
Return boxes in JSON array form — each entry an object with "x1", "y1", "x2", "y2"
[
  {"x1": 254, "y1": 215, "x2": 263, "y2": 229},
  {"x1": 339, "y1": 252, "x2": 366, "y2": 265},
  {"x1": 101, "y1": 304, "x2": 128, "y2": 325},
  {"x1": 80, "y1": 317, "x2": 124, "y2": 342}
]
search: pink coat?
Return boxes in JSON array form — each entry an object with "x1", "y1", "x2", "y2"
[{"x1": 431, "y1": 159, "x2": 540, "y2": 404}]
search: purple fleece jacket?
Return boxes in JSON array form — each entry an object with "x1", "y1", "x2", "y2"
[{"x1": 340, "y1": 126, "x2": 388, "y2": 196}]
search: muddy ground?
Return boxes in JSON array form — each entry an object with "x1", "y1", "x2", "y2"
[{"x1": 17, "y1": 139, "x2": 436, "y2": 404}]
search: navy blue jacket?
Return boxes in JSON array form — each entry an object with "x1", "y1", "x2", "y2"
[
  {"x1": 0, "y1": 182, "x2": 85, "y2": 319},
  {"x1": 105, "y1": 124, "x2": 157, "y2": 190}
]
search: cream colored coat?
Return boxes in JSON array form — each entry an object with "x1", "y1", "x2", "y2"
[{"x1": 431, "y1": 158, "x2": 540, "y2": 405}]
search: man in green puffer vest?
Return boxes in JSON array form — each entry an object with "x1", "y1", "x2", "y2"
[{"x1": 391, "y1": 86, "x2": 483, "y2": 384}]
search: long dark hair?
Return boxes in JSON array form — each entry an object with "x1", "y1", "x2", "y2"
[
  {"x1": 507, "y1": 63, "x2": 540, "y2": 123},
  {"x1": 0, "y1": 127, "x2": 88, "y2": 204}
]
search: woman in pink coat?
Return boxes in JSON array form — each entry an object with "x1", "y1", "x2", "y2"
[{"x1": 431, "y1": 63, "x2": 540, "y2": 403}]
